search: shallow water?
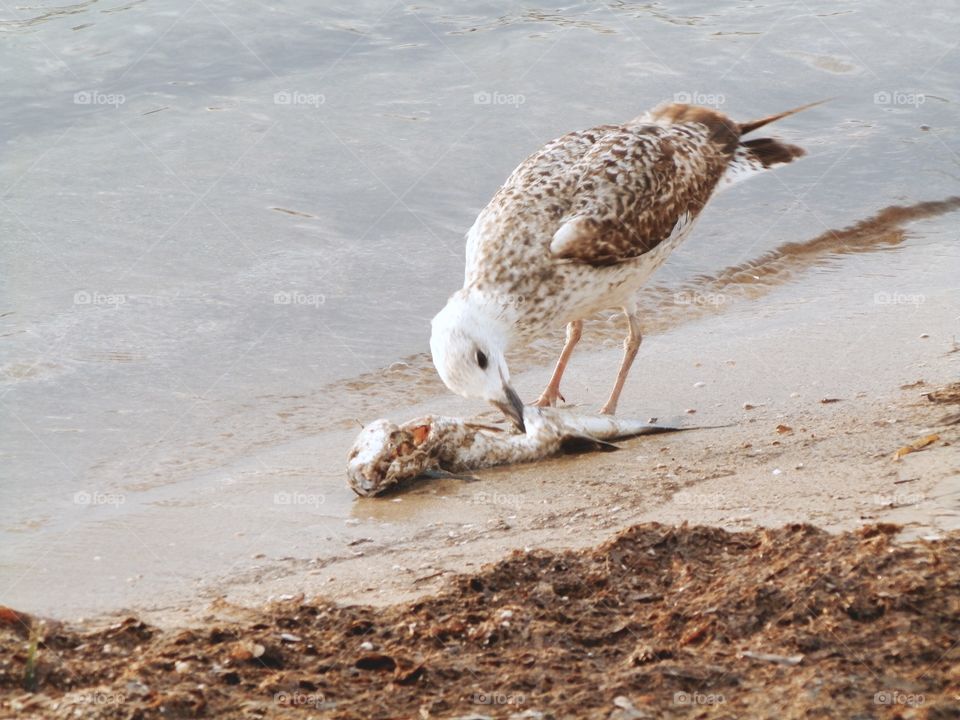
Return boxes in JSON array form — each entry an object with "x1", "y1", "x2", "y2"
[{"x1": 2, "y1": 0, "x2": 959, "y2": 616}]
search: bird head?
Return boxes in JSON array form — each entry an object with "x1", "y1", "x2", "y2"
[{"x1": 430, "y1": 292, "x2": 525, "y2": 432}]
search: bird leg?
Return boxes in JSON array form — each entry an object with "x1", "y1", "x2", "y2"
[
  {"x1": 599, "y1": 308, "x2": 642, "y2": 415},
  {"x1": 534, "y1": 320, "x2": 583, "y2": 407}
]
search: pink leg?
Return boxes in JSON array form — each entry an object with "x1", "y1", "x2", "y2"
[
  {"x1": 599, "y1": 308, "x2": 642, "y2": 415},
  {"x1": 534, "y1": 320, "x2": 583, "y2": 407}
]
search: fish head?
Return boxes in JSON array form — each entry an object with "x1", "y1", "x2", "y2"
[{"x1": 346, "y1": 418, "x2": 435, "y2": 496}]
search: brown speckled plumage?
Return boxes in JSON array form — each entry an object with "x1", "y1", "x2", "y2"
[{"x1": 464, "y1": 101, "x2": 811, "y2": 337}]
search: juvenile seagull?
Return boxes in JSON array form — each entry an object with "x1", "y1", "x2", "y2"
[{"x1": 431, "y1": 101, "x2": 819, "y2": 430}]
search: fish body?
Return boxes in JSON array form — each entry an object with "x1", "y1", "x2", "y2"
[{"x1": 347, "y1": 406, "x2": 684, "y2": 497}]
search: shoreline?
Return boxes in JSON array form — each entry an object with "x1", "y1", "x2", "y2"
[
  {"x1": 3, "y1": 201, "x2": 959, "y2": 626},
  {"x1": 8, "y1": 262, "x2": 958, "y2": 627}
]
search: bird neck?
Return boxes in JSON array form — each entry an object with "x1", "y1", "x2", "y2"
[{"x1": 458, "y1": 287, "x2": 517, "y2": 345}]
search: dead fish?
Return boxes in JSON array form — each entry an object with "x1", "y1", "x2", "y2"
[{"x1": 347, "y1": 406, "x2": 698, "y2": 497}]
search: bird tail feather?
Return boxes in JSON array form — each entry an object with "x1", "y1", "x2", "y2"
[
  {"x1": 718, "y1": 137, "x2": 806, "y2": 191},
  {"x1": 737, "y1": 98, "x2": 830, "y2": 135}
]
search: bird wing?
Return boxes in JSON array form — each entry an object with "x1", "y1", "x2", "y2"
[
  {"x1": 464, "y1": 124, "x2": 620, "y2": 284},
  {"x1": 548, "y1": 113, "x2": 738, "y2": 266},
  {"x1": 466, "y1": 102, "x2": 815, "y2": 277}
]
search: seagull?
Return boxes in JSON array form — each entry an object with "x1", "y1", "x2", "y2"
[{"x1": 431, "y1": 100, "x2": 820, "y2": 431}]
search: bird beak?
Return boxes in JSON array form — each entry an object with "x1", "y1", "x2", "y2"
[{"x1": 493, "y1": 383, "x2": 526, "y2": 433}]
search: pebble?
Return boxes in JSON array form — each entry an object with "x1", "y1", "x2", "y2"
[
  {"x1": 772, "y1": 468, "x2": 782, "y2": 476},
  {"x1": 685, "y1": 408, "x2": 696, "y2": 414},
  {"x1": 919, "y1": 333, "x2": 929, "y2": 339},
  {"x1": 125, "y1": 680, "x2": 150, "y2": 697},
  {"x1": 359, "y1": 641, "x2": 374, "y2": 651},
  {"x1": 693, "y1": 381, "x2": 706, "y2": 388}
]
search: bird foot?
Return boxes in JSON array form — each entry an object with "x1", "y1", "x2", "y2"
[
  {"x1": 598, "y1": 403, "x2": 617, "y2": 415},
  {"x1": 533, "y1": 387, "x2": 565, "y2": 408}
]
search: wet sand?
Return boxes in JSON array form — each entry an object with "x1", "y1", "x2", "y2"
[{"x1": 219, "y1": 288, "x2": 960, "y2": 620}]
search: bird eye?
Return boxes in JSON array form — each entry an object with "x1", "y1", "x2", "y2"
[{"x1": 476, "y1": 350, "x2": 488, "y2": 369}]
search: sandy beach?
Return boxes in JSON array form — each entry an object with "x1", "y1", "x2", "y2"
[
  {"x1": 4, "y1": 523, "x2": 959, "y2": 718},
  {"x1": 3, "y1": 200, "x2": 959, "y2": 716}
]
